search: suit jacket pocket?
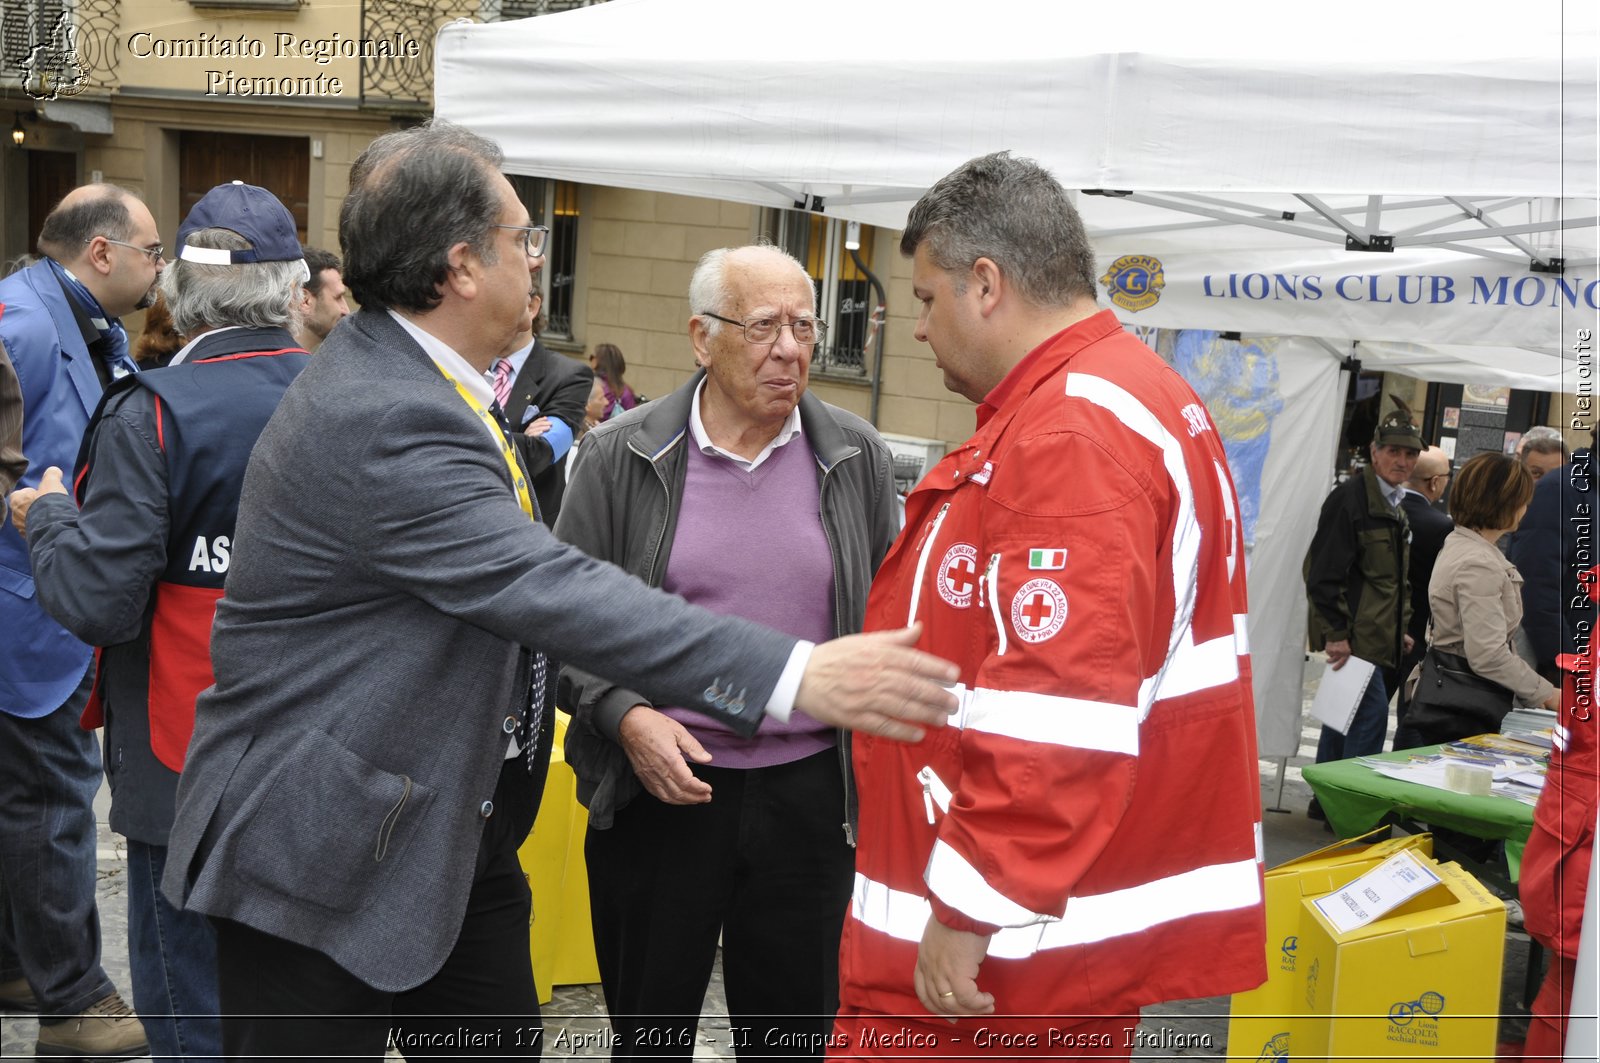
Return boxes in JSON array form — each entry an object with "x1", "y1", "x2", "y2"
[{"x1": 236, "y1": 733, "x2": 436, "y2": 913}]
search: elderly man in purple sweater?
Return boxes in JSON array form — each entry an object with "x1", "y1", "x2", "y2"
[{"x1": 555, "y1": 244, "x2": 899, "y2": 1059}]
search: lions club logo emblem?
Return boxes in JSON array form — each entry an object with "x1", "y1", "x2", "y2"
[
  {"x1": 1099, "y1": 254, "x2": 1165, "y2": 312},
  {"x1": 936, "y1": 543, "x2": 978, "y2": 608},
  {"x1": 1011, "y1": 578, "x2": 1068, "y2": 642}
]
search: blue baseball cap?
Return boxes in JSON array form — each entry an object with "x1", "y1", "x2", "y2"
[{"x1": 176, "y1": 181, "x2": 303, "y2": 265}]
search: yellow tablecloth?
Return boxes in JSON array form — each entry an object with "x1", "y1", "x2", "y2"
[{"x1": 516, "y1": 712, "x2": 601, "y2": 1003}]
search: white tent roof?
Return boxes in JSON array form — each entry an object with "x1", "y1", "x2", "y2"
[
  {"x1": 437, "y1": 0, "x2": 1595, "y2": 213},
  {"x1": 436, "y1": 0, "x2": 1599, "y2": 386},
  {"x1": 436, "y1": 1, "x2": 1599, "y2": 762}
]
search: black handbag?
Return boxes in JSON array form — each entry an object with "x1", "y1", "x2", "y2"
[{"x1": 1405, "y1": 646, "x2": 1515, "y2": 743}]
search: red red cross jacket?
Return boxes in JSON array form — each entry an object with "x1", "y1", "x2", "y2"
[
  {"x1": 838, "y1": 311, "x2": 1267, "y2": 1019},
  {"x1": 1521, "y1": 568, "x2": 1599, "y2": 962}
]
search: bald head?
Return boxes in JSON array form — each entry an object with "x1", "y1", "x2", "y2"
[
  {"x1": 36, "y1": 183, "x2": 164, "y2": 317},
  {"x1": 688, "y1": 244, "x2": 814, "y2": 321},
  {"x1": 38, "y1": 184, "x2": 137, "y2": 262},
  {"x1": 1409, "y1": 446, "x2": 1451, "y2": 502}
]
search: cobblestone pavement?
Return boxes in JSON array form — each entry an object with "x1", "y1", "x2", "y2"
[{"x1": 3, "y1": 660, "x2": 1538, "y2": 1059}]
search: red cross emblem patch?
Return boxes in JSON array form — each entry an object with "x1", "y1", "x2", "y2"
[
  {"x1": 936, "y1": 542, "x2": 978, "y2": 608},
  {"x1": 1011, "y1": 577, "x2": 1068, "y2": 643}
]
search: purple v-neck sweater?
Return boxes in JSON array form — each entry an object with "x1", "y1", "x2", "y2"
[{"x1": 659, "y1": 435, "x2": 836, "y2": 767}]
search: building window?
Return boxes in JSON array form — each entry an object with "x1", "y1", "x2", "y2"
[
  {"x1": 509, "y1": 175, "x2": 580, "y2": 339},
  {"x1": 490, "y1": 0, "x2": 602, "y2": 19},
  {"x1": 765, "y1": 209, "x2": 880, "y2": 381},
  {"x1": 3, "y1": 0, "x2": 68, "y2": 84}
]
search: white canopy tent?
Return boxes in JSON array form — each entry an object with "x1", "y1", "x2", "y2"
[
  {"x1": 436, "y1": 0, "x2": 1600, "y2": 758},
  {"x1": 437, "y1": 0, "x2": 1597, "y2": 373}
]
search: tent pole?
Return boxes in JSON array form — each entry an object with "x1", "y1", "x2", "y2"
[{"x1": 1266, "y1": 756, "x2": 1291, "y2": 814}]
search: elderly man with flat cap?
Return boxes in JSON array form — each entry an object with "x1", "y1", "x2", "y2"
[
  {"x1": 1303, "y1": 410, "x2": 1419, "y2": 790},
  {"x1": 11, "y1": 180, "x2": 313, "y2": 1061}
]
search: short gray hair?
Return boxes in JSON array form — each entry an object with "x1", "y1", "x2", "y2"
[
  {"x1": 901, "y1": 151, "x2": 1098, "y2": 308},
  {"x1": 161, "y1": 228, "x2": 304, "y2": 336},
  {"x1": 689, "y1": 244, "x2": 814, "y2": 336},
  {"x1": 1521, "y1": 425, "x2": 1569, "y2": 458}
]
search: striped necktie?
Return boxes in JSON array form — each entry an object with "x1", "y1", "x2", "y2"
[{"x1": 492, "y1": 358, "x2": 513, "y2": 410}]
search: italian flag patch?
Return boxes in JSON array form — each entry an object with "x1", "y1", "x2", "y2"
[{"x1": 1028, "y1": 548, "x2": 1067, "y2": 570}]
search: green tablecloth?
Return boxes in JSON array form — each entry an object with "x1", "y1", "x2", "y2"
[{"x1": 1302, "y1": 745, "x2": 1535, "y2": 880}]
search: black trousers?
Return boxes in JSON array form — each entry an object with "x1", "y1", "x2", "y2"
[
  {"x1": 211, "y1": 759, "x2": 542, "y2": 1061},
  {"x1": 586, "y1": 747, "x2": 854, "y2": 1061}
]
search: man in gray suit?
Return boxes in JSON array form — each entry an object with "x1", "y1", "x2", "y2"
[{"x1": 160, "y1": 120, "x2": 957, "y2": 1061}]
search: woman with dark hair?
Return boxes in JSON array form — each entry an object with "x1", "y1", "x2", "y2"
[
  {"x1": 589, "y1": 342, "x2": 637, "y2": 419},
  {"x1": 133, "y1": 293, "x2": 185, "y2": 369},
  {"x1": 1410, "y1": 452, "x2": 1560, "y2": 746}
]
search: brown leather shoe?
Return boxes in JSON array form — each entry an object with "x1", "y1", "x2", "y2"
[
  {"x1": 35, "y1": 991, "x2": 149, "y2": 1059},
  {"x1": 0, "y1": 976, "x2": 37, "y2": 1010}
]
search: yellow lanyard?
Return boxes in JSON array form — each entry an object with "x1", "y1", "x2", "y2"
[{"x1": 436, "y1": 365, "x2": 536, "y2": 522}]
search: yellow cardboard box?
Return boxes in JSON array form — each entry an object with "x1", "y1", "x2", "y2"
[
  {"x1": 1227, "y1": 831, "x2": 1432, "y2": 1062},
  {"x1": 1291, "y1": 857, "x2": 1505, "y2": 1063},
  {"x1": 517, "y1": 712, "x2": 602, "y2": 1004}
]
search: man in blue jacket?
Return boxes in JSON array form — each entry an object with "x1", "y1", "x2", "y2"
[
  {"x1": 0, "y1": 183, "x2": 160, "y2": 1059},
  {"x1": 13, "y1": 181, "x2": 314, "y2": 1063},
  {"x1": 1510, "y1": 429, "x2": 1597, "y2": 684}
]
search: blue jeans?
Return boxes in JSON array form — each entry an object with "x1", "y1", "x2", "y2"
[
  {"x1": 1315, "y1": 667, "x2": 1391, "y2": 763},
  {"x1": 127, "y1": 840, "x2": 221, "y2": 1061},
  {"x1": 0, "y1": 668, "x2": 115, "y2": 1019}
]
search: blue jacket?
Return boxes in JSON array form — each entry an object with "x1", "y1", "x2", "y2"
[
  {"x1": 0, "y1": 259, "x2": 105, "y2": 717},
  {"x1": 1509, "y1": 447, "x2": 1597, "y2": 667}
]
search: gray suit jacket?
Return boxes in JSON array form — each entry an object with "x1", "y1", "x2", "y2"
[{"x1": 161, "y1": 308, "x2": 794, "y2": 991}]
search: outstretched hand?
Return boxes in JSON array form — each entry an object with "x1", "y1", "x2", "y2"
[{"x1": 794, "y1": 625, "x2": 958, "y2": 743}]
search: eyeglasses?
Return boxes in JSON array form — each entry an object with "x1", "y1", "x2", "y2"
[
  {"x1": 96, "y1": 237, "x2": 164, "y2": 264},
  {"x1": 700, "y1": 312, "x2": 828, "y2": 346},
  {"x1": 494, "y1": 224, "x2": 550, "y2": 258}
]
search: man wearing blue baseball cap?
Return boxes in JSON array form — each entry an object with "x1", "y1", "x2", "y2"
[{"x1": 10, "y1": 180, "x2": 313, "y2": 1062}]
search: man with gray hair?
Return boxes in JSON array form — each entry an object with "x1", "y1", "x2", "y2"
[
  {"x1": 1393, "y1": 445, "x2": 1453, "y2": 749},
  {"x1": 9, "y1": 180, "x2": 313, "y2": 1062},
  {"x1": 1518, "y1": 424, "x2": 1569, "y2": 483},
  {"x1": 558, "y1": 244, "x2": 897, "y2": 1058}
]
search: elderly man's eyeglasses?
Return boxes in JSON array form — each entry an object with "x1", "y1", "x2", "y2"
[
  {"x1": 700, "y1": 312, "x2": 828, "y2": 346},
  {"x1": 96, "y1": 237, "x2": 165, "y2": 264},
  {"x1": 494, "y1": 224, "x2": 550, "y2": 258}
]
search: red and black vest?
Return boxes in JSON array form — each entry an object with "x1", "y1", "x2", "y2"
[{"x1": 77, "y1": 327, "x2": 309, "y2": 773}]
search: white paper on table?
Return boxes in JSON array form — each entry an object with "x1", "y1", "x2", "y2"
[
  {"x1": 1367, "y1": 760, "x2": 1456, "y2": 789},
  {"x1": 1309, "y1": 655, "x2": 1377, "y2": 735},
  {"x1": 1313, "y1": 850, "x2": 1443, "y2": 934}
]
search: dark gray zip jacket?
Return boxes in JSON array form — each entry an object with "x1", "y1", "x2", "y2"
[{"x1": 553, "y1": 371, "x2": 899, "y2": 838}]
